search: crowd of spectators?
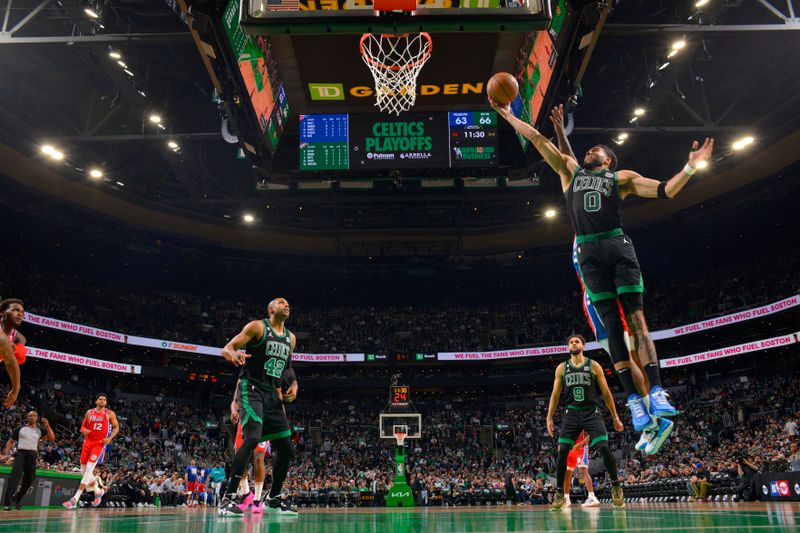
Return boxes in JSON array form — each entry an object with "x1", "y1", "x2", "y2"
[
  {"x1": 2, "y1": 363, "x2": 797, "y2": 507},
  {"x1": 2, "y1": 246, "x2": 797, "y2": 355}
]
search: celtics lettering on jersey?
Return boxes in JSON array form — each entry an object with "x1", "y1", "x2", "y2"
[
  {"x1": 564, "y1": 168, "x2": 624, "y2": 236},
  {"x1": 242, "y1": 320, "x2": 293, "y2": 389},
  {"x1": 564, "y1": 358, "x2": 599, "y2": 409}
]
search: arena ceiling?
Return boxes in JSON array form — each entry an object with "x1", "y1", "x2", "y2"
[{"x1": 0, "y1": 0, "x2": 798, "y2": 254}]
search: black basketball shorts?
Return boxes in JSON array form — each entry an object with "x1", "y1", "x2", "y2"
[
  {"x1": 236, "y1": 379, "x2": 291, "y2": 442},
  {"x1": 558, "y1": 408, "x2": 609, "y2": 448},
  {"x1": 575, "y1": 233, "x2": 644, "y2": 303}
]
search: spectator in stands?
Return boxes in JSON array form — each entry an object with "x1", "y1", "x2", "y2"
[
  {"x1": 735, "y1": 456, "x2": 759, "y2": 501},
  {"x1": 788, "y1": 442, "x2": 800, "y2": 472}
]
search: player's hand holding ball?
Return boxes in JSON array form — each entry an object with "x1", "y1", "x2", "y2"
[{"x1": 486, "y1": 72, "x2": 517, "y2": 119}]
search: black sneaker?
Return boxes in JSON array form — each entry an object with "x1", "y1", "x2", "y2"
[
  {"x1": 265, "y1": 494, "x2": 298, "y2": 515},
  {"x1": 217, "y1": 496, "x2": 243, "y2": 516}
]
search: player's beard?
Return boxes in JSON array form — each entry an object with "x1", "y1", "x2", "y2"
[
  {"x1": 583, "y1": 156, "x2": 604, "y2": 170},
  {"x1": 569, "y1": 348, "x2": 582, "y2": 356}
]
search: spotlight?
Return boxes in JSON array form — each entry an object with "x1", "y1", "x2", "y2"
[
  {"x1": 84, "y1": 8, "x2": 99, "y2": 18},
  {"x1": 89, "y1": 169, "x2": 103, "y2": 179},
  {"x1": 544, "y1": 209, "x2": 556, "y2": 218},
  {"x1": 671, "y1": 40, "x2": 686, "y2": 50},
  {"x1": 667, "y1": 50, "x2": 678, "y2": 59},
  {"x1": 123, "y1": 69, "x2": 134, "y2": 77},
  {"x1": 149, "y1": 114, "x2": 162, "y2": 124},
  {"x1": 696, "y1": 160, "x2": 708, "y2": 169},
  {"x1": 732, "y1": 136, "x2": 754, "y2": 150},
  {"x1": 108, "y1": 51, "x2": 121, "y2": 59},
  {"x1": 629, "y1": 117, "x2": 638, "y2": 123},
  {"x1": 41, "y1": 145, "x2": 55, "y2": 155},
  {"x1": 117, "y1": 61, "x2": 127, "y2": 68},
  {"x1": 659, "y1": 62, "x2": 670, "y2": 70},
  {"x1": 695, "y1": 0, "x2": 709, "y2": 7},
  {"x1": 41, "y1": 145, "x2": 64, "y2": 160},
  {"x1": 167, "y1": 141, "x2": 179, "y2": 149},
  {"x1": 617, "y1": 133, "x2": 629, "y2": 140},
  {"x1": 648, "y1": 80, "x2": 656, "y2": 89},
  {"x1": 634, "y1": 108, "x2": 645, "y2": 116},
  {"x1": 614, "y1": 139, "x2": 626, "y2": 145},
  {"x1": 137, "y1": 90, "x2": 147, "y2": 98},
  {"x1": 116, "y1": 181, "x2": 125, "y2": 187},
  {"x1": 243, "y1": 214, "x2": 255, "y2": 223}
]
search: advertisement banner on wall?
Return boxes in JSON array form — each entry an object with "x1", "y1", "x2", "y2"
[
  {"x1": 26, "y1": 347, "x2": 142, "y2": 375},
  {"x1": 0, "y1": 467, "x2": 81, "y2": 507},
  {"x1": 659, "y1": 333, "x2": 798, "y2": 369}
]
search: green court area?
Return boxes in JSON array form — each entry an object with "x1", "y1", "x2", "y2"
[{"x1": 1, "y1": 503, "x2": 799, "y2": 533}]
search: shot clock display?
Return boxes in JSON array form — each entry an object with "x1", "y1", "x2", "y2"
[
  {"x1": 391, "y1": 385, "x2": 411, "y2": 407},
  {"x1": 299, "y1": 111, "x2": 497, "y2": 171}
]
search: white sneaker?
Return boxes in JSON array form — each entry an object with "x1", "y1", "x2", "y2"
[
  {"x1": 582, "y1": 494, "x2": 600, "y2": 507},
  {"x1": 636, "y1": 427, "x2": 657, "y2": 451},
  {"x1": 564, "y1": 494, "x2": 571, "y2": 508}
]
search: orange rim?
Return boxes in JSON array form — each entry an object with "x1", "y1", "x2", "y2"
[{"x1": 360, "y1": 32, "x2": 432, "y2": 72}]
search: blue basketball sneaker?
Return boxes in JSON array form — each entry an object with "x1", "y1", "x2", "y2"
[
  {"x1": 627, "y1": 394, "x2": 656, "y2": 432},
  {"x1": 648, "y1": 386, "x2": 678, "y2": 417},
  {"x1": 645, "y1": 417, "x2": 674, "y2": 455}
]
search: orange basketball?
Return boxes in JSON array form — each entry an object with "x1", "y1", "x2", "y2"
[{"x1": 487, "y1": 72, "x2": 519, "y2": 106}]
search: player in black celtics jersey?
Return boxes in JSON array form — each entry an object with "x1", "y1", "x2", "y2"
[
  {"x1": 546, "y1": 335, "x2": 625, "y2": 509},
  {"x1": 491, "y1": 98, "x2": 714, "y2": 453},
  {"x1": 218, "y1": 297, "x2": 298, "y2": 516}
]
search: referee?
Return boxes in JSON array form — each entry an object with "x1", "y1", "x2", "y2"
[{"x1": 2, "y1": 411, "x2": 55, "y2": 510}]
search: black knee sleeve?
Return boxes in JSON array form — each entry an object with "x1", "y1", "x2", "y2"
[
  {"x1": 556, "y1": 443, "x2": 571, "y2": 491},
  {"x1": 595, "y1": 299, "x2": 629, "y2": 365},
  {"x1": 594, "y1": 441, "x2": 618, "y2": 482},
  {"x1": 619, "y1": 292, "x2": 644, "y2": 314}
]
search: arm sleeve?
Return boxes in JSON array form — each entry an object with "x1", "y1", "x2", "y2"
[{"x1": 282, "y1": 368, "x2": 297, "y2": 387}]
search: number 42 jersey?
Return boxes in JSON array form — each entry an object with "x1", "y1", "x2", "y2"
[{"x1": 240, "y1": 319, "x2": 293, "y2": 390}]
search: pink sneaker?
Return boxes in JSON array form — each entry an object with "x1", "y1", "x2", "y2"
[
  {"x1": 91, "y1": 490, "x2": 104, "y2": 508},
  {"x1": 237, "y1": 492, "x2": 254, "y2": 512},
  {"x1": 62, "y1": 498, "x2": 78, "y2": 509},
  {"x1": 251, "y1": 501, "x2": 263, "y2": 514}
]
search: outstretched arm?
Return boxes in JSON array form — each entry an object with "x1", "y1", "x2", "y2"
[
  {"x1": 490, "y1": 99, "x2": 578, "y2": 190},
  {"x1": 546, "y1": 364, "x2": 565, "y2": 438},
  {"x1": 1, "y1": 336, "x2": 20, "y2": 408},
  {"x1": 549, "y1": 105, "x2": 577, "y2": 160},
  {"x1": 618, "y1": 138, "x2": 714, "y2": 199}
]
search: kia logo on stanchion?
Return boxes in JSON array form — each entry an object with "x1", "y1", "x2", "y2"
[{"x1": 762, "y1": 485, "x2": 768, "y2": 495}]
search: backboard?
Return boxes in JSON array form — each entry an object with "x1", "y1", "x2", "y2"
[
  {"x1": 240, "y1": 0, "x2": 552, "y2": 35},
  {"x1": 380, "y1": 413, "x2": 422, "y2": 440}
]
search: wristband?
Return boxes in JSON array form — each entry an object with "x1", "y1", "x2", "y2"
[{"x1": 682, "y1": 163, "x2": 697, "y2": 176}]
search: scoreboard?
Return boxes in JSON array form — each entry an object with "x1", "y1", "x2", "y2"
[
  {"x1": 300, "y1": 111, "x2": 497, "y2": 171},
  {"x1": 448, "y1": 111, "x2": 497, "y2": 167},
  {"x1": 299, "y1": 114, "x2": 349, "y2": 170}
]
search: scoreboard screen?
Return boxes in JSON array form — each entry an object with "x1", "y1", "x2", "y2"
[
  {"x1": 299, "y1": 112, "x2": 497, "y2": 171},
  {"x1": 299, "y1": 113, "x2": 349, "y2": 170},
  {"x1": 391, "y1": 385, "x2": 410, "y2": 406},
  {"x1": 448, "y1": 111, "x2": 497, "y2": 167}
]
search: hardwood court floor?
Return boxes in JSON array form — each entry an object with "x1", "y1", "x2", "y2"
[{"x1": 0, "y1": 502, "x2": 797, "y2": 532}]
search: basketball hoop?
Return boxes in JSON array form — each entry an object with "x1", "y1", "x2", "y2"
[
  {"x1": 394, "y1": 431, "x2": 407, "y2": 447},
  {"x1": 360, "y1": 32, "x2": 432, "y2": 115}
]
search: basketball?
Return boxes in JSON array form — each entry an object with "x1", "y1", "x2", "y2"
[{"x1": 487, "y1": 72, "x2": 519, "y2": 106}]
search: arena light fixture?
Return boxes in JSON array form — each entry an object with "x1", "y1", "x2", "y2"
[
  {"x1": 137, "y1": 90, "x2": 147, "y2": 97},
  {"x1": 671, "y1": 40, "x2": 686, "y2": 51},
  {"x1": 149, "y1": 114, "x2": 162, "y2": 124},
  {"x1": 544, "y1": 208, "x2": 556, "y2": 218},
  {"x1": 629, "y1": 116, "x2": 638, "y2": 123},
  {"x1": 84, "y1": 8, "x2": 99, "y2": 18},
  {"x1": 614, "y1": 139, "x2": 626, "y2": 145},
  {"x1": 695, "y1": 0, "x2": 709, "y2": 7},
  {"x1": 108, "y1": 51, "x2": 121, "y2": 59},
  {"x1": 243, "y1": 213, "x2": 255, "y2": 223},
  {"x1": 696, "y1": 160, "x2": 709, "y2": 169},
  {"x1": 123, "y1": 69, "x2": 134, "y2": 77},
  {"x1": 648, "y1": 80, "x2": 656, "y2": 89},
  {"x1": 732, "y1": 136, "x2": 754, "y2": 150},
  {"x1": 167, "y1": 141, "x2": 179, "y2": 149},
  {"x1": 634, "y1": 108, "x2": 645, "y2": 116},
  {"x1": 89, "y1": 169, "x2": 103, "y2": 179},
  {"x1": 618, "y1": 132, "x2": 629, "y2": 140},
  {"x1": 658, "y1": 62, "x2": 670, "y2": 70},
  {"x1": 116, "y1": 181, "x2": 125, "y2": 187},
  {"x1": 117, "y1": 60, "x2": 127, "y2": 68},
  {"x1": 41, "y1": 144, "x2": 56, "y2": 156},
  {"x1": 667, "y1": 50, "x2": 678, "y2": 59},
  {"x1": 41, "y1": 145, "x2": 64, "y2": 160}
]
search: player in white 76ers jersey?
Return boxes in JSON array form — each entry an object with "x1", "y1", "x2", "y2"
[{"x1": 63, "y1": 393, "x2": 120, "y2": 509}]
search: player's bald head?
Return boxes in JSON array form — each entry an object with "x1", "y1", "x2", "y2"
[{"x1": 267, "y1": 298, "x2": 290, "y2": 316}]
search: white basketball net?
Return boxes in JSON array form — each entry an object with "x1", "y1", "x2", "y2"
[
  {"x1": 360, "y1": 32, "x2": 432, "y2": 115},
  {"x1": 394, "y1": 432, "x2": 407, "y2": 446}
]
